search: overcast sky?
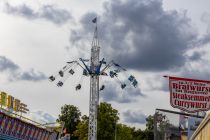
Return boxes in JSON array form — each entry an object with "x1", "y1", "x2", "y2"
[{"x1": 1, "y1": 0, "x2": 210, "y2": 129}]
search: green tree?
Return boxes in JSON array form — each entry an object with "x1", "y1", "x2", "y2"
[
  {"x1": 58, "y1": 103, "x2": 155, "y2": 140},
  {"x1": 133, "y1": 128, "x2": 147, "y2": 140},
  {"x1": 97, "y1": 102, "x2": 119, "y2": 140},
  {"x1": 131, "y1": 128, "x2": 154, "y2": 140},
  {"x1": 146, "y1": 115, "x2": 154, "y2": 131},
  {"x1": 74, "y1": 115, "x2": 89, "y2": 140},
  {"x1": 57, "y1": 104, "x2": 81, "y2": 139},
  {"x1": 73, "y1": 102, "x2": 119, "y2": 140},
  {"x1": 143, "y1": 130, "x2": 154, "y2": 140},
  {"x1": 116, "y1": 124, "x2": 134, "y2": 140},
  {"x1": 145, "y1": 115, "x2": 154, "y2": 140}
]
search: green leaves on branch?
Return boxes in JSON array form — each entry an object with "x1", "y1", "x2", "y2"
[
  {"x1": 57, "y1": 104, "x2": 81, "y2": 139},
  {"x1": 57, "y1": 103, "x2": 154, "y2": 140},
  {"x1": 98, "y1": 102, "x2": 119, "y2": 140}
]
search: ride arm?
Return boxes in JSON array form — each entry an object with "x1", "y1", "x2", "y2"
[
  {"x1": 79, "y1": 58, "x2": 91, "y2": 74},
  {"x1": 100, "y1": 60, "x2": 114, "y2": 74},
  {"x1": 76, "y1": 61, "x2": 86, "y2": 70},
  {"x1": 67, "y1": 60, "x2": 85, "y2": 70},
  {"x1": 96, "y1": 58, "x2": 105, "y2": 74}
]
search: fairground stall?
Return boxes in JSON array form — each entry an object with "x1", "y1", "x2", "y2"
[{"x1": 0, "y1": 91, "x2": 64, "y2": 140}]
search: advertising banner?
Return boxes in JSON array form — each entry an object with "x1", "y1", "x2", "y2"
[
  {"x1": 11, "y1": 119, "x2": 18, "y2": 136},
  {"x1": 34, "y1": 128, "x2": 40, "y2": 140},
  {"x1": 16, "y1": 121, "x2": 22, "y2": 138},
  {"x1": 0, "y1": 112, "x2": 54, "y2": 140},
  {"x1": 21, "y1": 123, "x2": 26, "y2": 139},
  {"x1": 0, "y1": 113, "x2": 4, "y2": 132},
  {"x1": 44, "y1": 132, "x2": 50, "y2": 140},
  {"x1": 169, "y1": 76, "x2": 210, "y2": 112},
  {"x1": 29, "y1": 126, "x2": 35, "y2": 140},
  {"x1": 38, "y1": 129, "x2": 43, "y2": 140},
  {"x1": 24, "y1": 124, "x2": 30, "y2": 140},
  {"x1": 5, "y1": 117, "x2": 12, "y2": 134},
  {"x1": 2, "y1": 116, "x2": 9, "y2": 134}
]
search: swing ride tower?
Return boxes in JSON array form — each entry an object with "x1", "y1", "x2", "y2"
[
  {"x1": 88, "y1": 19, "x2": 100, "y2": 140},
  {"x1": 49, "y1": 18, "x2": 138, "y2": 140}
]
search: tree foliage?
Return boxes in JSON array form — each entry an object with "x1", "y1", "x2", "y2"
[
  {"x1": 146, "y1": 115, "x2": 154, "y2": 131},
  {"x1": 132, "y1": 129, "x2": 153, "y2": 140},
  {"x1": 74, "y1": 115, "x2": 89, "y2": 140},
  {"x1": 97, "y1": 102, "x2": 119, "y2": 140},
  {"x1": 57, "y1": 104, "x2": 81, "y2": 139},
  {"x1": 116, "y1": 124, "x2": 134, "y2": 140},
  {"x1": 57, "y1": 103, "x2": 154, "y2": 140}
]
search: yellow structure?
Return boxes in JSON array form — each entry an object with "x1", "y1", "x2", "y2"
[
  {"x1": 7, "y1": 95, "x2": 14, "y2": 108},
  {"x1": 0, "y1": 91, "x2": 64, "y2": 139},
  {"x1": 14, "y1": 98, "x2": 21, "y2": 111},
  {"x1": 190, "y1": 113, "x2": 210, "y2": 140},
  {"x1": 0, "y1": 91, "x2": 28, "y2": 113},
  {"x1": 0, "y1": 91, "x2": 7, "y2": 106}
]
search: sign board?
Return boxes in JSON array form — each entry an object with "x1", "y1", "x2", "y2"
[
  {"x1": 19, "y1": 103, "x2": 29, "y2": 113},
  {"x1": 169, "y1": 76, "x2": 210, "y2": 113},
  {"x1": 14, "y1": 99, "x2": 21, "y2": 112},
  {"x1": 0, "y1": 92, "x2": 7, "y2": 106},
  {"x1": 7, "y1": 95, "x2": 14, "y2": 109},
  {"x1": 0, "y1": 91, "x2": 29, "y2": 113}
]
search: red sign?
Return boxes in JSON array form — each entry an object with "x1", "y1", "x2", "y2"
[{"x1": 169, "y1": 76, "x2": 210, "y2": 113}]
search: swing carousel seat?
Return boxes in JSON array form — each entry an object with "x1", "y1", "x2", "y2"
[
  {"x1": 59, "y1": 70, "x2": 64, "y2": 77},
  {"x1": 109, "y1": 71, "x2": 117, "y2": 78},
  {"x1": 128, "y1": 75, "x2": 135, "y2": 82},
  {"x1": 76, "y1": 84, "x2": 81, "y2": 90},
  {"x1": 121, "y1": 84, "x2": 126, "y2": 89},
  {"x1": 132, "y1": 79, "x2": 138, "y2": 87},
  {"x1": 100, "y1": 85, "x2": 105, "y2": 91},
  {"x1": 49, "y1": 76, "x2": 55, "y2": 81},
  {"x1": 101, "y1": 72, "x2": 108, "y2": 76},
  {"x1": 57, "y1": 81, "x2": 63, "y2": 87},
  {"x1": 69, "y1": 69, "x2": 75, "y2": 75}
]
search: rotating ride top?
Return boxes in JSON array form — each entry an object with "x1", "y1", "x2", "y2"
[{"x1": 49, "y1": 18, "x2": 138, "y2": 140}]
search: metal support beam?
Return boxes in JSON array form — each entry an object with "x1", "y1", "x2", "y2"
[{"x1": 88, "y1": 22, "x2": 100, "y2": 140}]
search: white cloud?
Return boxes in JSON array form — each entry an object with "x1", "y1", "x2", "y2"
[
  {"x1": 123, "y1": 109, "x2": 146, "y2": 124},
  {"x1": 26, "y1": 110, "x2": 56, "y2": 124},
  {"x1": 3, "y1": 2, "x2": 72, "y2": 25},
  {"x1": 0, "y1": 56, "x2": 47, "y2": 81}
]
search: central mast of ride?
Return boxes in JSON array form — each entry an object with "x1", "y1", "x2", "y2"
[
  {"x1": 49, "y1": 17, "x2": 139, "y2": 140},
  {"x1": 89, "y1": 18, "x2": 100, "y2": 140}
]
